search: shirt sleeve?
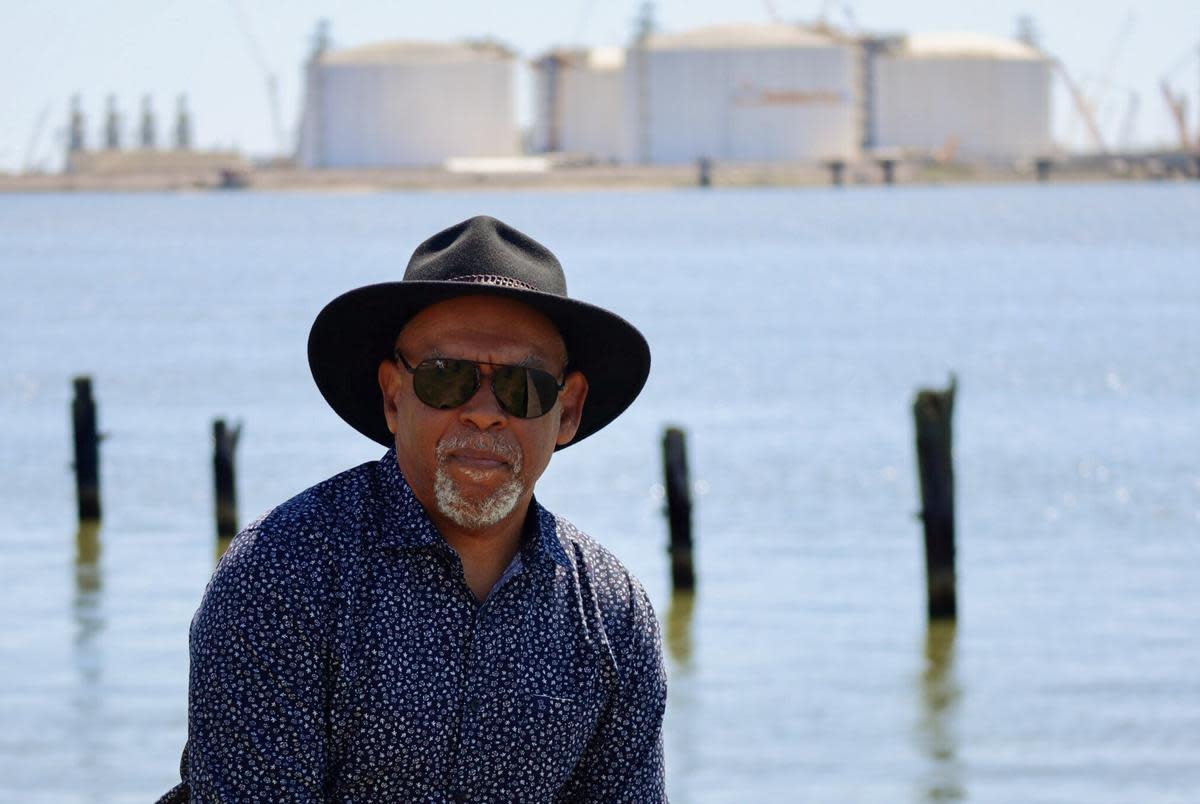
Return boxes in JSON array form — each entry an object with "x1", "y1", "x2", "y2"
[
  {"x1": 182, "y1": 524, "x2": 333, "y2": 802},
  {"x1": 557, "y1": 580, "x2": 668, "y2": 803}
]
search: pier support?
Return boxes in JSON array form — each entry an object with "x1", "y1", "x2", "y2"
[
  {"x1": 662, "y1": 427, "x2": 695, "y2": 592},
  {"x1": 213, "y1": 419, "x2": 241, "y2": 548},
  {"x1": 827, "y1": 159, "x2": 845, "y2": 187},
  {"x1": 914, "y1": 376, "x2": 957, "y2": 621},
  {"x1": 71, "y1": 376, "x2": 101, "y2": 523}
]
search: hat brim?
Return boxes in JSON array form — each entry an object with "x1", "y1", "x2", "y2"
[{"x1": 308, "y1": 282, "x2": 650, "y2": 450}]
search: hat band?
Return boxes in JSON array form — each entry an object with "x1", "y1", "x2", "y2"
[{"x1": 452, "y1": 274, "x2": 540, "y2": 292}]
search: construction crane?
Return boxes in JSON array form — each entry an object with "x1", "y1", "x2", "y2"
[
  {"x1": 1159, "y1": 39, "x2": 1200, "y2": 151},
  {"x1": 228, "y1": 0, "x2": 286, "y2": 156},
  {"x1": 1052, "y1": 60, "x2": 1108, "y2": 155},
  {"x1": 22, "y1": 102, "x2": 52, "y2": 173},
  {"x1": 1093, "y1": 10, "x2": 1136, "y2": 145},
  {"x1": 1160, "y1": 80, "x2": 1191, "y2": 150}
]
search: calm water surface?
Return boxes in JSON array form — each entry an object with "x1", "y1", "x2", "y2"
[{"x1": 1, "y1": 183, "x2": 1198, "y2": 803}]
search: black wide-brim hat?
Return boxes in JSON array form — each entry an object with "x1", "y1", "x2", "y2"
[{"x1": 308, "y1": 215, "x2": 651, "y2": 449}]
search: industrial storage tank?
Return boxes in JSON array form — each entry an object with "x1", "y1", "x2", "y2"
[
  {"x1": 532, "y1": 47, "x2": 625, "y2": 162},
  {"x1": 623, "y1": 23, "x2": 859, "y2": 164},
  {"x1": 297, "y1": 39, "x2": 517, "y2": 168},
  {"x1": 869, "y1": 32, "x2": 1052, "y2": 160}
]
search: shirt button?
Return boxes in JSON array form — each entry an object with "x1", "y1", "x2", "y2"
[
  {"x1": 449, "y1": 788, "x2": 468, "y2": 803},
  {"x1": 464, "y1": 698, "x2": 481, "y2": 715}
]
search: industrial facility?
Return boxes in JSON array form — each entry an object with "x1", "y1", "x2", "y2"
[
  {"x1": 30, "y1": 13, "x2": 1196, "y2": 188},
  {"x1": 532, "y1": 22, "x2": 1057, "y2": 166},
  {"x1": 297, "y1": 37, "x2": 519, "y2": 168},
  {"x1": 868, "y1": 32, "x2": 1053, "y2": 160},
  {"x1": 59, "y1": 93, "x2": 246, "y2": 184}
]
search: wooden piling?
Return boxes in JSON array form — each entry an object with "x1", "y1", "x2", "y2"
[
  {"x1": 696, "y1": 157, "x2": 712, "y2": 188},
  {"x1": 662, "y1": 426, "x2": 695, "y2": 591},
  {"x1": 1035, "y1": 158, "x2": 1053, "y2": 182},
  {"x1": 827, "y1": 159, "x2": 845, "y2": 187},
  {"x1": 71, "y1": 376, "x2": 101, "y2": 522},
  {"x1": 914, "y1": 376, "x2": 957, "y2": 621},
  {"x1": 213, "y1": 419, "x2": 241, "y2": 544}
]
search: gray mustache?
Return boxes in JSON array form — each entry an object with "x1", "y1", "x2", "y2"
[{"x1": 436, "y1": 433, "x2": 523, "y2": 472}]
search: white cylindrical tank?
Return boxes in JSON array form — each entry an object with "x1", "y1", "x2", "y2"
[
  {"x1": 297, "y1": 40, "x2": 517, "y2": 168},
  {"x1": 623, "y1": 23, "x2": 859, "y2": 164},
  {"x1": 532, "y1": 48, "x2": 625, "y2": 162},
  {"x1": 870, "y1": 32, "x2": 1052, "y2": 160}
]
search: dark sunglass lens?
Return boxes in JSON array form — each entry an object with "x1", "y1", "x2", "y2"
[
  {"x1": 492, "y1": 366, "x2": 559, "y2": 418},
  {"x1": 491, "y1": 366, "x2": 531, "y2": 417},
  {"x1": 414, "y1": 359, "x2": 479, "y2": 409},
  {"x1": 527, "y1": 369, "x2": 561, "y2": 414}
]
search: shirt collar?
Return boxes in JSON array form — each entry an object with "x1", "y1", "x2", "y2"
[
  {"x1": 373, "y1": 449, "x2": 444, "y2": 551},
  {"x1": 373, "y1": 449, "x2": 573, "y2": 572},
  {"x1": 525, "y1": 497, "x2": 573, "y2": 571}
]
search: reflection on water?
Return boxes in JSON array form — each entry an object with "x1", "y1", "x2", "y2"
[
  {"x1": 666, "y1": 590, "x2": 696, "y2": 670},
  {"x1": 73, "y1": 523, "x2": 105, "y2": 777},
  {"x1": 663, "y1": 590, "x2": 698, "y2": 802},
  {"x1": 74, "y1": 523, "x2": 103, "y2": 648},
  {"x1": 916, "y1": 621, "x2": 963, "y2": 801}
]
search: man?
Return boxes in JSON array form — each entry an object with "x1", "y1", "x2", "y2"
[{"x1": 160, "y1": 215, "x2": 666, "y2": 802}]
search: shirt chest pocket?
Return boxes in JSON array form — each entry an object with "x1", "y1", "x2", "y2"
[{"x1": 471, "y1": 682, "x2": 608, "y2": 788}]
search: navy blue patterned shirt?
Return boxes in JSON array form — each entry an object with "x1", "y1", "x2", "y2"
[{"x1": 166, "y1": 450, "x2": 667, "y2": 802}]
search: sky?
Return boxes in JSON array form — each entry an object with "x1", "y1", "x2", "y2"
[{"x1": 1, "y1": 0, "x2": 1198, "y2": 172}]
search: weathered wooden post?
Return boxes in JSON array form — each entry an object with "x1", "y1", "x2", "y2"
[
  {"x1": 213, "y1": 419, "x2": 241, "y2": 544},
  {"x1": 662, "y1": 426, "x2": 695, "y2": 591},
  {"x1": 71, "y1": 376, "x2": 101, "y2": 522},
  {"x1": 1035, "y1": 157, "x2": 1053, "y2": 182},
  {"x1": 827, "y1": 159, "x2": 845, "y2": 187},
  {"x1": 914, "y1": 375, "x2": 957, "y2": 621},
  {"x1": 696, "y1": 157, "x2": 712, "y2": 188}
]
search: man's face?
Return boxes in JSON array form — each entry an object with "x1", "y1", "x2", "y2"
[{"x1": 377, "y1": 295, "x2": 588, "y2": 535}]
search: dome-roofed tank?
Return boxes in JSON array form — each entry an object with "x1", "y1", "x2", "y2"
[
  {"x1": 869, "y1": 31, "x2": 1052, "y2": 160},
  {"x1": 624, "y1": 22, "x2": 860, "y2": 164},
  {"x1": 298, "y1": 38, "x2": 518, "y2": 168}
]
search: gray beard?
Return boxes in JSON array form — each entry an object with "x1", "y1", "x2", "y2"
[{"x1": 433, "y1": 434, "x2": 525, "y2": 530}]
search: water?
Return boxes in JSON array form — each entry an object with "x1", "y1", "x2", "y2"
[{"x1": 1, "y1": 183, "x2": 1198, "y2": 803}]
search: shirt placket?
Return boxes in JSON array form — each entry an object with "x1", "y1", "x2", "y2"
[{"x1": 443, "y1": 553, "x2": 530, "y2": 803}]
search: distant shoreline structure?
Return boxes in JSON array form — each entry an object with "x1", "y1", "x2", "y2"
[{"x1": 2, "y1": 152, "x2": 1197, "y2": 193}]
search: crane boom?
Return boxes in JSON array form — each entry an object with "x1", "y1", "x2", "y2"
[
  {"x1": 1053, "y1": 60, "x2": 1108, "y2": 154},
  {"x1": 23, "y1": 103, "x2": 52, "y2": 172},
  {"x1": 228, "y1": 0, "x2": 286, "y2": 155},
  {"x1": 1160, "y1": 80, "x2": 1191, "y2": 150}
]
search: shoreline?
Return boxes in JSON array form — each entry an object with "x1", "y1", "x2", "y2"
[{"x1": 1, "y1": 155, "x2": 1197, "y2": 194}]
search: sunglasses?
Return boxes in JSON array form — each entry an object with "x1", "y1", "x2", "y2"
[{"x1": 395, "y1": 352, "x2": 565, "y2": 419}]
